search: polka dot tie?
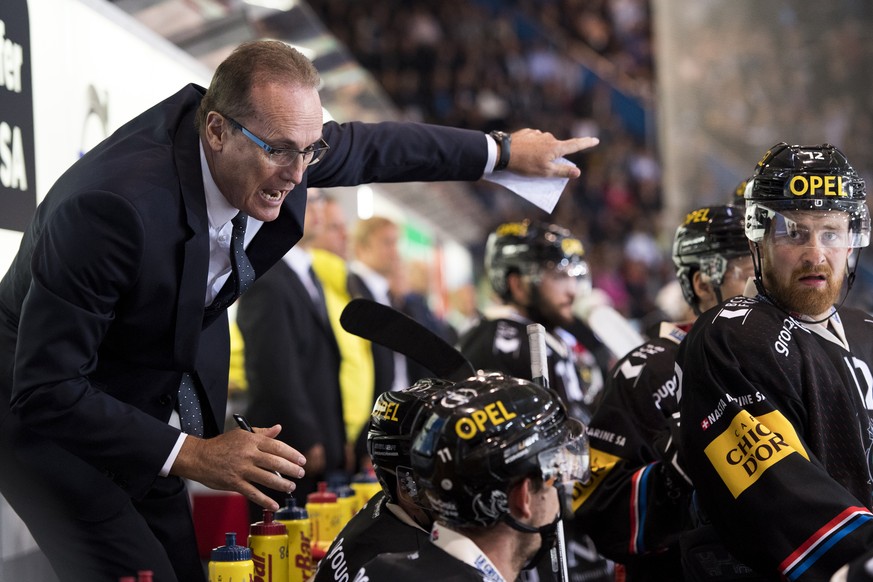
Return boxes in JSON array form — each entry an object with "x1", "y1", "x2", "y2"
[
  {"x1": 206, "y1": 211, "x2": 255, "y2": 314},
  {"x1": 178, "y1": 372, "x2": 204, "y2": 437},
  {"x1": 191, "y1": 212, "x2": 255, "y2": 433}
]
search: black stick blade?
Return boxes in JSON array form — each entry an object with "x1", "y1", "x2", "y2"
[{"x1": 340, "y1": 298, "x2": 475, "y2": 382}]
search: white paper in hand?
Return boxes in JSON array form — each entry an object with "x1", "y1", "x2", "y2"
[{"x1": 482, "y1": 158, "x2": 575, "y2": 213}]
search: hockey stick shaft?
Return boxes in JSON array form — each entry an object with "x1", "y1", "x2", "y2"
[{"x1": 527, "y1": 323, "x2": 570, "y2": 582}]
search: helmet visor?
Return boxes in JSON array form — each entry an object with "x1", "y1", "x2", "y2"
[
  {"x1": 537, "y1": 418, "x2": 590, "y2": 485},
  {"x1": 527, "y1": 258, "x2": 592, "y2": 296},
  {"x1": 746, "y1": 200, "x2": 870, "y2": 248}
]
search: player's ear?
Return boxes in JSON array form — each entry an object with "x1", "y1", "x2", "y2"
[
  {"x1": 507, "y1": 477, "x2": 534, "y2": 521},
  {"x1": 507, "y1": 272, "x2": 530, "y2": 304},
  {"x1": 692, "y1": 271, "x2": 712, "y2": 304}
]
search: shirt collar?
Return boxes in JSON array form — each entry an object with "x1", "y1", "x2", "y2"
[
  {"x1": 200, "y1": 141, "x2": 239, "y2": 230},
  {"x1": 283, "y1": 246, "x2": 312, "y2": 273},
  {"x1": 430, "y1": 523, "x2": 507, "y2": 582},
  {"x1": 349, "y1": 260, "x2": 390, "y2": 302}
]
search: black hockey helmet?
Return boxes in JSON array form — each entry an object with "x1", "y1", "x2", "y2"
[
  {"x1": 672, "y1": 204, "x2": 750, "y2": 312},
  {"x1": 410, "y1": 372, "x2": 588, "y2": 528},
  {"x1": 485, "y1": 220, "x2": 589, "y2": 301},
  {"x1": 745, "y1": 142, "x2": 870, "y2": 248},
  {"x1": 729, "y1": 177, "x2": 751, "y2": 205},
  {"x1": 367, "y1": 378, "x2": 453, "y2": 504}
]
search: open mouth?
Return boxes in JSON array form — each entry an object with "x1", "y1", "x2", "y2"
[
  {"x1": 798, "y1": 273, "x2": 827, "y2": 284},
  {"x1": 261, "y1": 189, "x2": 286, "y2": 202}
]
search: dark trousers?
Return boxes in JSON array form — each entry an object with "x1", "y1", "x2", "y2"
[{"x1": 0, "y1": 421, "x2": 205, "y2": 582}]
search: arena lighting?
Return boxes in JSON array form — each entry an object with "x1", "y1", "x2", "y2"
[
  {"x1": 277, "y1": 39, "x2": 316, "y2": 61},
  {"x1": 357, "y1": 185, "x2": 374, "y2": 220},
  {"x1": 242, "y1": 0, "x2": 299, "y2": 12}
]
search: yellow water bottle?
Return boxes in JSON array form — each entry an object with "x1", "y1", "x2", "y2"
[
  {"x1": 208, "y1": 532, "x2": 254, "y2": 582},
  {"x1": 331, "y1": 483, "x2": 357, "y2": 528},
  {"x1": 306, "y1": 482, "x2": 342, "y2": 561},
  {"x1": 275, "y1": 497, "x2": 314, "y2": 582},
  {"x1": 249, "y1": 510, "x2": 289, "y2": 582},
  {"x1": 350, "y1": 470, "x2": 381, "y2": 508}
]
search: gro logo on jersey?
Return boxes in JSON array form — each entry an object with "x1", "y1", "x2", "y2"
[{"x1": 704, "y1": 410, "x2": 808, "y2": 498}]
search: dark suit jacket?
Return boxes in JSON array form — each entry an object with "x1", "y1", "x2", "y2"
[
  {"x1": 0, "y1": 83, "x2": 488, "y2": 521},
  {"x1": 236, "y1": 260, "x2": 344, "y2": 499}
]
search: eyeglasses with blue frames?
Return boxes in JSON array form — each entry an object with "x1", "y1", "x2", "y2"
[{"x1": 223, "y1": 115, "x2": 330, "y2": 168}]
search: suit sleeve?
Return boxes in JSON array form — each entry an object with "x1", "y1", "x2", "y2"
[
  {"x1": 310, "y1": 121, "x2": 488, "y2": 187},
  {"x1": 677, "y1": 310, "x2": 873, "y2": 580},
  {"x1": 11, "y1": 191, "x2": 181, "y2": 495}
]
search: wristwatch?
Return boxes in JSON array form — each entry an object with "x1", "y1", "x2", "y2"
[{"x1": 489, "y1": 130, "x2": 511, "y2": 172}]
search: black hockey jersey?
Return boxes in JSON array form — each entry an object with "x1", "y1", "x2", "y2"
[
  {"x1": 572, "y1": 322, "x2": 693, "y2": 581},
  {"x1": 356, "y1": 523, "x2": 504, "y2": 581},
  {"x1": 313, "y1": 491, "x2": 430, "y2": 582},
  {"x1": 836, "y1": 545, "x2": 873, "y2": 581},
  {"x1": 677, "y1": 295, "x2": 873, "y2": 580},
  {"x1": 457, "y1": 315, "x2": 602, "y2": 424}
]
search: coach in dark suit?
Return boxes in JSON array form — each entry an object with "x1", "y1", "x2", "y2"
[{"x1": 0, "y1": 40, "x2": 598, "y2": 581}]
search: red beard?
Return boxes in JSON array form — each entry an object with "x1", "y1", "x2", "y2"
[{"x1": 764, "y1": 263, "x2": 842, "y2": 317}]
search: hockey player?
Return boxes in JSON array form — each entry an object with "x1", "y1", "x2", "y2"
[
  {"x1": 355, "y1": 372, "x2": 590, "y2": 581},
  {"x1": 572, "y1": 203, "x2": 754, "y2": 580},
  {"x1": 676, "y1": 143, "x2": 873, "y2": 580},
  {"x1": 458, "y1": 220, "x2": 604, "y2": 426},
  {"x1": 312, "y1": 378, "x2": 450, "y2": 581},
  {"x1": 457, "y1": 220, "x2": 611, "y2": 579}
]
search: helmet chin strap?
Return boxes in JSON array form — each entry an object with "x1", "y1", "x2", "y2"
[
  {"x1": 713, "y1": 286, "x2": 724, "y2": 307},
  {"x1": 503, "y1": 512, "x2": 561, "y2": 571},
  {"x1": 750, "y1": 242, "x2": 857, "y2": 325},
  {"x1": 502, "y1": 482, "x2": 572, "y2": 572}
]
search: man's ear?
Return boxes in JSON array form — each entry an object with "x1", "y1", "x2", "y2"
[
  {"x1": 506, "y1": 272, "x2": 529, "y2": 304},
  {"x1": 691, "y1": 271, "x2": 712, "y2": 304},
  {"x1": 204, "y1": 111, "x2": 227, "y2": 151},
  {"x1": 507, "y1": 478, "x2": 534, "y2": 521}
]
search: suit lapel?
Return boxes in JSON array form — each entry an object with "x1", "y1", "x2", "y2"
[
  {"x1": 173, "y1": 120, "x2": 210, "y2": 364},
  {"x1": 281, "y1": 263, "x2": 339, "y2": 351}
]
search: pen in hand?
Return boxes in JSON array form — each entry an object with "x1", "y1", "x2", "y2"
[{"x1": 233, "y1": 413, "x2": 283, "y2": 479}]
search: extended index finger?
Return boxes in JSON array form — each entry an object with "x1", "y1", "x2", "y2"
[{"x1": 554, "y1": 136, "x2": 600, "y2": 158}]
